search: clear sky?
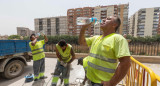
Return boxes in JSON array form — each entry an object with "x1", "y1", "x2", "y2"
[{"x1": 0, "y1": 0, "x2": 160, "y2": 35}]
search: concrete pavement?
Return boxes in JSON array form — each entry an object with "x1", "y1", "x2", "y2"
[
  {"x1": 0, "y1": 58, "x2": 85, "y2": 86},
  {"x1": 0, "y1": 58, "x2": 160, "y2": 86}
]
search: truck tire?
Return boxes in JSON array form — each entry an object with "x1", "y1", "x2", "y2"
[{"x1": 3, "y1": 60, "x2": 24, "y2": 79}]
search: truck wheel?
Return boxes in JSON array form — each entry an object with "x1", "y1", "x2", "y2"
[{"x1": 3, "y1": 60, "x2": 24, "y2": 79}]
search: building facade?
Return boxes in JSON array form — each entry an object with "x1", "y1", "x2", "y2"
[
  {"x1": 129, "y1": 7, "x2": 160, "y2": 37},
  {"x1": 17, "y1": 27, "x2": 34, "y2": 36},
  {"x1": 67, "y1": 4, "x2": 129, "y2": 36},
  {"x1": 0, "y1": 35, "x2": 8, "y2": 40},
  {"x1": 67, "y1": 7, "x2": 93, "y2": 35},
  {"x1": 34, "y1": 16, "x2": 68, "y2": 36}
]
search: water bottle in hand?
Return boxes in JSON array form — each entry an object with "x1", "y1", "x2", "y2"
[
  {"x1": 76, "y1": 17, "x2": 101, "y2": 25},
  {"x1": 36, "y1": 33, "x2": 40, "y2": 37},
  {"x1": 36, "y1": 30, "x2": 45, "y2": 37},
  {"x1": 40, "y1": 30, "x2": 45, "y2": 36}
]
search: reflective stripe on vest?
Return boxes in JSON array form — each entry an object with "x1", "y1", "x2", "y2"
[
  {"x1": 88, "y1": 61, "x2": 115, "y2": 73},
  {"x1": 84, "y1": 67, "x2": 87, "y2": 71},
  {"x1": 32, "y1": 50, "x2": 44, "y2": 55},
  {"x1": 60, "y1": 55, "x2": 71, "y2": 60},
  {"x1": 31, "y1": 47, "x2": 44, "y2": 55},
  {"x1": 89, "y1": 53, "x2": 117, "y2": 63},
  {"x1": 31, "y1": 47, "x2": 43, "y2": 52}
]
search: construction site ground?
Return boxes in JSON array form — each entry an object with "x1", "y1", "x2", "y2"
[{"x1": 0, "y1": 58, "x2": 160, "y2": 86}]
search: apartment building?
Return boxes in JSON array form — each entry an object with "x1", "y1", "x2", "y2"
[
  {"x1": 67, "y1": 7, "x2": 93, "y2": 35},
  {"x1": 34, "y1": 16, "x2": 67, "y2": 36},
  {"x1": 0, "y1": 35, "x2": 8, "y2": 40},
  {"x1": 129, "y1": 7, "x2": 160, "y2": 37},
  {"x1": 67, "y1": 4, "x2": 129, "y2": 36},
  {"x1": 17, "y1": 27, "x2": 35, "y2": 36}
]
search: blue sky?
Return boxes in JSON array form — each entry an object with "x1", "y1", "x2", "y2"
[{"x1": 0, "y1": 0, "x2": 160, "y2": 35}]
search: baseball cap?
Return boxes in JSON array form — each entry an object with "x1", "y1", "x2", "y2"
[{"x1": 77, "y1": 57, "x2": 83, "y2": 65}]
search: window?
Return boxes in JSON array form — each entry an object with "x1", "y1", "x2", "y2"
[
  {"x1": 139, "y1": 15, "x2": 145, "y2": 19},
  {"x1": 153, "y1": 25, "x2": 158, "y2": 28},
  {"x1": 77, "y1": 12, "x2": 81, "y2": 14},
  {"x1": 153, "y1": 19, "x2": 159, "y2": 22},
  {"x1": 154, "y1": 13, "x2": 159, "y2": 15},
  {"x1": 153, "y1": 16, "x2": 159, "y2": 19},
  {"x1": 141, "y1": 11, "x2": 146, "y2": 13},
  {"x1": 76, "y1": 26, "x2": 81, "y2": 28},
  {"x1": 69, "y1": 13, "x2": 74, "y2": 15},
  {"x1": 123, "y1": 21, "x2": 128, "y2": 25},
  {"x1": 153, "y1": 22, "x2": 159, "y2": 25},
  {"x1": 47, "y1": 19, "x2": 51, "y2": 26},
  {"x1": 84, "y1": 15, "x2": 89, "y2": 17},
  {"x1": 69, "y1": 10, "x2": 73, "y2": 12},
  {"x1": 76, "y1": 9, "x2": 81, "y2": 11},
  {"x1": 39, "y1": 19, "x2": 43, "y2": 25},
  {"x1": 69, "y1": 26, "x2": 73, "y2": 28},
  {"x1": 154, "y1": 9, "x2": 159, "y2": 12},
  {"x1": 138, "y1": 25, "x2": 145, "y2": 29}
]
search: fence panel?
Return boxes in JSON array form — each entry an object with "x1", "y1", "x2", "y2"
[
  {"x1": 129, "y1": 42, "x2": 160, "y2": 56},
  {"x1": 45, "y1": 42, "x2": 160, "y2": 56},
  {"x1": 123, "y1": 56, "x2": 160, "y2": 86}
]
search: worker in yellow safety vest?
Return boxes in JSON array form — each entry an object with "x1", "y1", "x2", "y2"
[
  {"x1": 29, "y1": 33, "x2": 48, "y2": 81},
  {"x1": 51, "y1": 40, "x2": 75, "y2": 86},
  {"x1": 77, "y1": 57, "x2": 90, "y2": 85},
  {"x1": 79, "y1": 15, "x2": 131, "y2": 86}
]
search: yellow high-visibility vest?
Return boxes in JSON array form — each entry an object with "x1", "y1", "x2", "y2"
[
  {"x1": 83, "y1": 57, "x2": 89, "y2": 72},
  {"x1": 56, "y1": 44, "x2": 72, "y2": 63},
  {"x1": 29, "y1": 40, "x2": 45, "y2": 61},
  {"x1": 86, "y1": 33, "x2": 130, "y2": 83}
]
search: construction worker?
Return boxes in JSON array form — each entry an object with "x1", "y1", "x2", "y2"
[
  {"x1": 29, "y1": 33, "x2": 48, "y2": 81},
  {"x1": 79, "y1": 15, "x2": 131, "y2": 86},
  {"x1": 77, "y1": 57, "x2": 90, "y2": 85},
  {"x1": 51, "y1": 40, "x2": 75, "y2": 86}
]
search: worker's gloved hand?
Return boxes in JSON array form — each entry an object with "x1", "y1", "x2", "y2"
[
  {"x1": 60, "y1": 61, "x2": 67, "y2": 67},
  {"x1": 60, "y1": 61, "x2": 64, "y2": 65}
]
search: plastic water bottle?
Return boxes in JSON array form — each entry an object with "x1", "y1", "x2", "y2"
[
  {"x1": 36, "y1": 33, "x2": 40, "y2": 37},
  {"x1": 76, "y1": 17, "x2": 101, "y2": 25},
  {"x1": 36, "y1": 30, "x2": 45, "y2": 36}
]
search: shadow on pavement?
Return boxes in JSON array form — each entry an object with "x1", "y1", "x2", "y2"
[
  {"x1": 0, "y1": 65, "x2": 33, "y2": 86},
  {"x1": 32, "y1": 79, "x2": 46, "y2": 86}
]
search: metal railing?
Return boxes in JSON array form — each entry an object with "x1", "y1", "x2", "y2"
[{"x1": 123, "y1": 56, "x2": 160, "y2": 86}]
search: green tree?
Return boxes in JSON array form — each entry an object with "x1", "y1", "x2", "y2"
[
  {"x1": 23, "y1": 36, "x2": 29, "y2": 40},
  {"x1": 8, "y1": 35, "x2": 20, "y2": 40}
]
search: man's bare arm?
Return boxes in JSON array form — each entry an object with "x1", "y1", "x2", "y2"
[
  {"x1": 31, "y1": 38, "x2": 37, "y2": 46},
  {"x1": 44, "y1": 35, "x2": 48, "y2": 43},
  {"x1": 68, "y1": 48, "x2": 75, "y2": 64},
  {"x1": 79, "y1": 23, "x2": 92, "y2": 46},
  {"x1": 102, "y1": 56, "x2": 131, "y2": 86}
]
